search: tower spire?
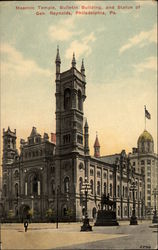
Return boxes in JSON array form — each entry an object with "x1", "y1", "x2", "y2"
[
  {"x1": 81, "y1": 59, "x2": 85, "y2": 73},
  {"x1": 72, "y1": 52, "x2": 76, "y2": 67},
  {"x1": 94, "y1": 132, "x2": 100, "y2": 157},
  {"x1": 55, "y1": 46, "x2": 61, "y2": 75},
  {"x1": 55, "y1": 45, "x2": 61, "y2": 64}
]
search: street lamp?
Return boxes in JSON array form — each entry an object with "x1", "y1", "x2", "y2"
[
  {"x1": 56, "y1": 185, "x2": 59, "y2": 229},
  {"x1": 80, "y1": 177, "x2": 92, "y2": 231},
  {"x1": 152, "y1": 188, "x2": 158, "y2": 223},
  {"x1": 130, "y1": 181, "x2": 138, "y2": 225},
  {"x1": 31, "y1": 195, "x2": 34, "y2": 219}
]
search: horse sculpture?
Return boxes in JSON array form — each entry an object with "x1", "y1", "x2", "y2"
[
  {"x1": 95, "y1": 193, "x2": 119, "y2": 226},
  {"x1": 101, "y1": 194, "x2": 116, "y2": 211}
]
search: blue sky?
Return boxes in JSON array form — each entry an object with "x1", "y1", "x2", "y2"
[{"x1": 0, "y1": 0, "x2": 157, "y2": 157}]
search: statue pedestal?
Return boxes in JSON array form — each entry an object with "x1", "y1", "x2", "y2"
[
  {"x1": 130, "y1": 215, "x2": 138, "y2": 225},
  {"x1": 152, "y1": 211, "x2": 158, "y2": 224},
  {"x1": 94, "y1": 210, "x2": 119, "y2": 226},
  {"x1": 81, "y1": 218, "x2": 92, "y2": 231}
]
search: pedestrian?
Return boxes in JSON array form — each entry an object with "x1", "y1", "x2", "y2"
[{"x1": 24, "y1": 220, "x2": 28, "y2": 232}]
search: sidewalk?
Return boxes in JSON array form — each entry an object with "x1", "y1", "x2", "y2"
[{"x1": 1, "y1": 221, "x2": 157, "y2": 250}]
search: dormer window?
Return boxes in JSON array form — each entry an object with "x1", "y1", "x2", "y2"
[{"x1": 64, "y1": 89, "x2": 71, "y2": 110}]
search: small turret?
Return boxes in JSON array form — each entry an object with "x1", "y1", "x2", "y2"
[
  {"x1": 3, "y1": 127, "x2": 17, "y2": 164},
  {"x1": 94, "y1": 132, "x2": 100, "y2": 157},
  {"x1": 71, "y1": 53, "x2": 76, "y2": 68},
  {"x1": 55, "y1": 46, "x2": 61, "y2": 74},
  {"x1": 55, "y1": 46, "x2": 61, "y2": 64},
  {"x1": 81, "y1": 59, "x2": 85, "y2": 74}
]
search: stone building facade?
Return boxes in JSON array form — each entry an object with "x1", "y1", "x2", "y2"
[
  {"x1": 2, "y1": 49, "x2": 156, "y2": 222},
  {"x1": 2, "y1": 127, "x2": 55, "y2": 221},
  {"x1": 129, "y1": 130, "x2": 158, "y2": 217}
]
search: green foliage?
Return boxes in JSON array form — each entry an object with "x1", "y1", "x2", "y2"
[
  {"x1": 66, "y1": 208, "x2": 73, "y2": 218},
  {"x1": 46, "y1": 208, "x2": 54, "y2": 218},
  {"x1": 28, "y1": 209, "x2": 33, "y2": 217},
  {"x1": 8, "y1": 210, "x2": 14, "y2": 218}
]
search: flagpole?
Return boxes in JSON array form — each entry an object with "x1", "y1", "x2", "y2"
[{"x1": 144, "y1": 105, "x2": 146, "y2": 130}]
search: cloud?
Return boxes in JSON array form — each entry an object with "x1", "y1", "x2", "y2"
[
  {"x1": 134, "y1": 0, "x2": 157, "y2": 6},
  {"x1": 1, "y1": 43, "x2": 51, "y2": 77},
  {"x1": 65, "y1": 32, "x2": 96, "y2": 59},
  {"x1": 133, "y1": 56, "x2": 157, "y2": 73},
  {"x1": 85, "y1": 74, "x2": 157, "y2": 155},
  {"x1": 119, "y1": 24, "x2": 157, "y2": 54},
  {"x1": 48, "y1": 17, "x2": 82, "y2": 41}
]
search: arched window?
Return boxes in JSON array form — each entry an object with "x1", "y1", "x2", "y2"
[
  {"x1": 3, "y1": 185, "x2": 7, "y2": 197},
  {"x1": 90, "y1": 169, "x2": 94, "y2": 176},
  {"x1": 92, "y1": 207, "x2": 97, "y2": 219},
  {"x1": 63, "y1": 207, "x2": 67, "y2": 216},
  {"x1": 30, "y1": 174, "x2": 38, "y2": 195},
  {"x1": 117, "y1": 185, "x2": 120, "y2": 197},
  {"x1": 97, "y1": 181, "x2": 100, "y2": 196},
  {"x1": 51, "y1": 166, "x2": 55, "y2": 174},
  {"x1": 64, "y1": 89, "x2": 71, "y2": 110},
  {"x1": 123, "y1": 186, "x2": 125, "y2": 197},
  {"x1": 64, "y1": 177, "x2": 69, "y2": 193},
  {"x1": 15, "y1": 183, "x2": 18, "y2": 197},
  {"x1": 79, "y1": 177, "x2": 83, "y2": 193},
  {"x1": 125, "y1": 187, "x2": 128, "y2": 198},
  {"x1": 33, "y1": 176, "x2": 38, "y2": 194},
  {"x1": 110, "y1": 183, "x2": 112, "y2": 197},
  {"x1": 78, "y1": 90, "x2": 82, "y2": 110},
  {"x1": 90, "y1": 180, "x2": 94, "y2": 194},
  {"x1": 124, "y1": 206, "x2": 127, "y2": 216},
  {"x1": 97, "y1": 171, "x2": 101, "y2": 178},
  {"x1": 103, "y1": 172, "x2": 107, "y2": 179},
  {"x1": 118, "y1": 206, "x2": 120, "y2": 216},
  {"x1": 104, "y1": 182, "x2": 107, "y2": 195},
  {"x1": 14, "y1": 170, "x2": 19, "y2": 178},
  {"x1": 51, "y1": 179, "x2": 55, "y2": 195}
]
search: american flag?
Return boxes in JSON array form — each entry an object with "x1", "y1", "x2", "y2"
[{"x1": 145, "y1": 106, "x2": 151, "y2": 120}]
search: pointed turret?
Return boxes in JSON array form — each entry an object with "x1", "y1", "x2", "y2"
[
  {"x1": 85, "y1": 119, "x2": 88, "y2": 128},
  {"x1": 84, "y1": 119, "x2": 89, "y2": 155},
  {"x1": 55, "y1": 46, "x2": 61, "y2": 75},
  {"x1": 30, "y1": 126, "x2": 38, "y2": 137},
  {"x1": 81, "y1": 59, "x2": 85, "y2": 74},
  {"x1": 3, "y1": 127, "x2": 17, "y2": 165},
  {"x1": 55, "y1": 46, "x2": 61, "y2": 64},
  {"x1": 72, "y1": 53, "x2": 76, "y2": 68},
  {"x1": 94, "y1": 132, "x2": 100, "y2": 157}
]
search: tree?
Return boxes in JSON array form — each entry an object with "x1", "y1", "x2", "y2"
[
  {"x1": 66, "y1": 208, "x2": 73, "y2": 222},
  {"x1": 46, "y1": 208, "x2": 54, "y2": 222}
]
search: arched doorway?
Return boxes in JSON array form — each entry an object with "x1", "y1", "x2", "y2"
[
  {"x1": 92, "y1": 207, "x2": 97, "y2": 219},
  {"x1": 0, "y1": 203, "x2": 4, "y2": 220},
  {"x1": 19, "y1": 204, "x2": 30, "y2": 222}
]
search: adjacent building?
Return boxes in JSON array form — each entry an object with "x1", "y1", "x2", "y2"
[{"x1": 129, "y1": 130, "x2": 158, "y2": 217}]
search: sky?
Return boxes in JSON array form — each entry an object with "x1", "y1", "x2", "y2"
[{"x1": 0, "y1": 1, "x2": 157, "y2": 163}]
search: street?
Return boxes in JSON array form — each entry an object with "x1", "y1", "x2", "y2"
[{"x1": 0, "y1": 220, "x2": 157, "y2": 250}]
